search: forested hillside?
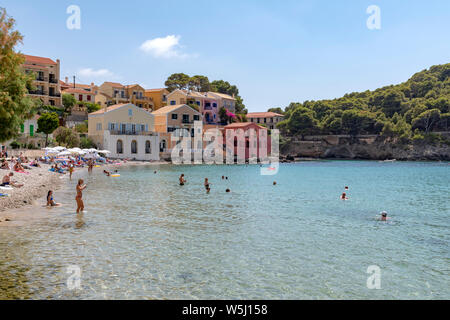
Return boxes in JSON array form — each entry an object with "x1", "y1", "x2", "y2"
[{"x1": 275, "y1": 63, "x2": 450, "y2": 143}]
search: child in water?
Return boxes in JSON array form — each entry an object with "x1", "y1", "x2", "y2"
[{"x1": 46, "y1": 190, "x2": 60, "y2": 207}]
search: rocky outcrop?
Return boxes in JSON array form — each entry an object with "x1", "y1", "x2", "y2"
[{"x1": 281, "y1": 135, "x2": 450, "y2": 161}]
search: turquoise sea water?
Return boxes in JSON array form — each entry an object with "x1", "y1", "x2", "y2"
[{"x1": 0, "y1": 161, "x2": 449, "y2": 299}]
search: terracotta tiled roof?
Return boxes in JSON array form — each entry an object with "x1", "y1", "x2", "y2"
[
  {"x1": 151, "y1": 104, "x2": 200, "y2": 115},
  {"x1": 89, "y1": 103, "x2": 129, "y2": 115},
  {"x1": 224, "y1": 122, "x2": 266, "y2": 129},
  {"x1": 246, "y1": 112, "x2": 284, "y2": 118},
  {"x1": 63, "y1": 88, "x2": 94, "y2": 95},
  {"x1": 102, "y1": 81, "x2": 124, "y2": 88},
  {"x1": 207, "y1": 92, "x2": 236, "y2": 100},
  {"x1": 145, "y1": 88, "x2": 167, "y2": 92},
  {"x1": 22, "y1": 54, "x2": 57, "y2": 65}
]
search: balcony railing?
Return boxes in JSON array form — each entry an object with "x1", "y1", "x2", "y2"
[
  {"x1": 28, "y1": 90, "x2": 46, "y2": 95},
  {"x1": 109, "y1": 130, "x2": 157, "y2": 136},
  {"x1": 49, "y1": 78, "x2": 58, "y2": 84},
  {"x1": 36, "y1": 76, "x2": 47, "y2": 82},
  {"x1": 49, "y1": 92, "x2": 61, "y2": 97}
]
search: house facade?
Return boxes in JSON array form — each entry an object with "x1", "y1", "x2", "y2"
[
  {"x1": 247, "y1": 112, "x2": 284, "y2": 130},
  {"x1": 166, "y1": 89, "x2": 236, "y2": 125},
  {"x1": 151, "y1": 104, "x2": 202, "y2": 157},
  {"x1": 144, "y1": 88, "x2": 169, "y2": 111},
  {"x1": 22, "y1": 54, "x2": 62, "y2": 107},
  {"x1": 88, "y1": 103, "x2": 159, "y2": 161},
  {"x1": 125, "y1": 84, "x2": 154, "y2": 110},
  {"x1": 223, "y1": 122, "x2": 271, "y2": 161}
]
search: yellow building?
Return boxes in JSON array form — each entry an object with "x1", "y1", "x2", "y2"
[
  {"x1": 125, "y1": 84, "x2": 154, "y2": 110},
  {"x1": 96, "y1": 82, "x2": 153, "y2": 110},
  {"x1": 88, "y1": 103, "x2": 155, "y2": 148},
  {"x1": 151, "y1": 104, "x2": 202, "y2": 155},
  {"x1": 144, "y1": 88, "x2": 169, "y2": 111},
  {"x1": 22, "y1": 54, "x2": 62, "y2": 106}
]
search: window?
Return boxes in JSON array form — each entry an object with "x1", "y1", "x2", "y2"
[
  {"x1": 79, "y1": 94, "x2": 83, "y2": 101},
  {"x1": 160, "y1": 139, "x2": 166, "y2": 152},
  {"x1": 128, "y1": 109, "x2": 133, "y2": 116},
  {"x1": 30, "y1": 124, "x2": 34, "y2": 137},
  {"x1": 87, "y1": 95, "x2": 91, "y2": 101},
  {"x1": 131, "y1": 140, "x2": 137, "y2": 154},
  {"x1": 145, "y1": 141, "x2": 151, "y2": 154},
  {"x1": 20, "y1": 124, "x2": 24, "y2": 133},
  {"x1": 141, "y1": 125, "x2": 145, "y2": 132},
  {"x1": 193, "y1": 115, "x2": 200, "y2": 121},
  {"x1": 131, "y1": 124, "x2": 136, "y2": 134},
  {"x1": 96, "y1": 123, "x2": 102, "y2": 131},
  {"x1": 182, "y1": 114, "x2": 189, "y2": 123},
  {"x1": 196, "y1": 101, "x2": 200, "y2": 106},
  {"x1": 117, "y1": 140, "x2": 123, "y2": 154},
  {"x1": 170, "y1": 100, "x2": 176, "y2": 105},
  {"x1": 171, "y1": 113, "x2": 178, "y2": 120},
  {"x1": 213, "y1": 103, "x2": 217, "y2": 108},
  {"x1": 163, "y1": 95, "x2": 167, "y2": 101},
  {"x1": 264, "y1": 118, "x2": 267, "y2": 123}
]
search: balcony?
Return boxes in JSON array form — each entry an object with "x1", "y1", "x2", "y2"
[
  {"x1": 28, "y1": 90, "x2": 46, "y2": 95},
  {"x1": 109, "y1": 130, "x2": 157, "y2": 136},
  {"x1": 35, "y1": 76, "x2": 48, "y2": 82},
  {"x1": 49, "y1": 78, "x2": 58, "y2": 84},
  {"x1": 49, "y1": 92, "x2": 61, "y2": 97}
]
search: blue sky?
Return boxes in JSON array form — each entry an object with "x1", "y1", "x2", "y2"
[{"x1": 3, "y1": 0, "x2": 450, "y2": 112}]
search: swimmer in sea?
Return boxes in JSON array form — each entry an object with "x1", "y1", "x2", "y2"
[
  {"x1": 76, "y1": 179, "x2": 87, "y2": 214},
  {"x1": 46, "y1": 190, "x2": 60, "y2": 207},
  {"x1": 179, "y1": 174, "x2": 186, "y2": 186},
  {"x1": 206, "y1": 186, "x2": 210, "y2": 194},
  {"x1": 103, "y1": 170, "x2": 110, "y2": 176},
  {"x1": 273, "y1": 181, "x2": 277, "y2": 185},
  {"x1": 204, "y1": 178, "x2": 210, "y2": 190},
  {"x1": 226, "y1": 188, "x2": 230, "y2": 193},
  {"x1": 340, "y1": 192, "x2": 348, "y2": 200},
  {"x1": 380, "y1": 211, "x2": 388, "y2": 221}
]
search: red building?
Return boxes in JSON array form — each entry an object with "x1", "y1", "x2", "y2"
[{"x1": 223, "y1": 122, "x2": 271, "y2": 161}]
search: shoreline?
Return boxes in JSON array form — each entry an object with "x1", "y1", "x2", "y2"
[{"x1": 0, "y1": 160, "x2": 169, "y2": 226}]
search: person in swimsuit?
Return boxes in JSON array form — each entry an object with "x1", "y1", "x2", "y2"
[
  {"x1": 69, "y1": 162, "x2": 74, "y2": 180},
  {"x1": 76, "y1": 179, "x2": 86, "y2": 213},
  {"x1": 1, "y1": 172, "x2": 23, "y2": 187},
  {"x1": 103, "y1": 170, "x2": 110, "y2": 176},
  {"x1": 179, "y1": 174, "x2": 186, "y2": 186},
  {"x1": 226, "y1": 188, "x2": 230, "y2": 193},
  {"x1": 46, "y1": 190, "x2": 59, "y2": 206},
  {"x1": 204, "y1": 178, "x2": 210, "y2": 190},
  {"x1": 380, "y1": 211, "x2": 388, "y2": 221},
  {"x1": 340, "y1": 192, "x2": 348, "y2": 200}
]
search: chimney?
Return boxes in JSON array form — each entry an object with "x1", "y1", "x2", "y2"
[{"x1": 65, "y1": 76, "x2": 68, "y2": 84}]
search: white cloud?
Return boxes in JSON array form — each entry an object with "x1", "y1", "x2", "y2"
[
  {"x1": 139, "y1": 35, "x2": 191, "y2": 59},
  {"x1": 78, "y1": 68, "x2": 115, "y2": 78}
]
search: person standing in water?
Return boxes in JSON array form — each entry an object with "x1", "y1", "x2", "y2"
[
  {"x1": 76, "y1": 179, "x2": 86, "y2": 213},
  {"x1": 204, "y1": 178, "x2": 210, "y2": 190},
  {"x1": 179, "y1": 174, "x2": 186, "y2": 186},
  {"x1": 68, "y1": 161, "x2": 74, "y2": 180}
]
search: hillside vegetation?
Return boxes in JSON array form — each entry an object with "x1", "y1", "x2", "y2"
[{"x1": 276, "y1": 63, "x2": 450, "y2": 144}]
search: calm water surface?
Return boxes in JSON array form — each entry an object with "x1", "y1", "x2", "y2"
[{"x1": 0, "y1": 161, "x2": 449, "y2": 299}]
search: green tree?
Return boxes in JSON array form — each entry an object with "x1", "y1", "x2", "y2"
[
  {"x1": 62, "y1": 93, "x2": 76, "y2": 114},
  {"x1": 188, "y1": 75, "x2": 210, "y2": 92},
  {"x1": 165, "y1": 73, "x2": 190, "y2": 92},
  {"x1": 53, "y1": 126, "x2": 80, "y2": 147},
  {"x1": 267, "y1": 107, "x2": 284, "y2": 114},
  {"x1": 37, "y1": 112, "x2": 59, "y2": 146},
  {"x1": 0, "y1": 8, "x2": 38, "y2": 143},
  {"x1": 85, "y1": 102, "x2": 101, "y2": 113},
  {"x1": 412, "y1": 109, "x2": 441, "y2": 133},
  {"x1": 287, "y1": 106, "x2": 318, "y2": 139}
]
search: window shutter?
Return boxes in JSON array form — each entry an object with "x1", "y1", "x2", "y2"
[{"x1": 145, "y1": 124, "x2": 148, "y2": 132}]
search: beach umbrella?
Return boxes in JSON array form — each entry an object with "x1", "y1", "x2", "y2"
[
  {"x1": 98, "y1": 150, "x2": 111, "y2": 154},
  {"x1": 53, "y1": 146, "x2": 66, "y2": 151},
  {"x1": 58, "y1": 151, "x2": 72, "y2": 156}
]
